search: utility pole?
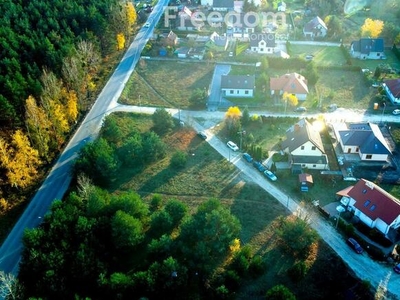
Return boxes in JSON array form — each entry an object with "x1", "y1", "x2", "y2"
[{"x1": 237, "y1": 130, "x2": 245, "y2": 151}]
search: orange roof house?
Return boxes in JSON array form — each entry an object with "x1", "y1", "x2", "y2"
[{"x1": 270, "y1": 72, "x2": 309, "y2": 101}]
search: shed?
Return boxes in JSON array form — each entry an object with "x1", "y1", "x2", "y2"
[{"x1": 299, "y1": 173, "x2": 313, "y2": 192}]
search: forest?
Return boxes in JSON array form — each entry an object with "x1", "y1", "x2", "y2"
[{"x1": 0, "y1": 0, "x2": 136, "y2": 210}]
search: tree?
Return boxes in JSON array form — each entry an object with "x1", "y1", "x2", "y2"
[
  {"x1": 152, "y1": 108, "x2": 174, "y2": 135},
  {"x1": 361, "y1": 18, "x2": 384, "y2": 38},
  {"x1": 302, "y1": 62, "x2": 319, "y2": 86},
  {"x1": 265, "y1": 284, "x2": 296, "y2": 300},
  {"x1": 282, "y1": 92, "x2": 298, "y2": 109},
  {"x1": 189, "y1": 88, "x2": 207, "y2": 106},
  {"x1": 165, "y1": 199, "x2": 187, "y2": 227},
  {"x1": 112, "y1": 210, "x2": 144, "y2": 249},
  {"x1": 324, "y1": 15, "x2": 342, "y2": 37},
  {"x1": 0, "y1": 130, "x2": 41, "y2": 188},
  {"x1": 126, "y1": 2, "x2": 137, "y2": 31},
  {"x1": 170, "y1": 151, "x2": 188, "y2": 169},
  {"x1": 0, "y1": 271, "x2": 21, "y2": 300},
  {"x1": 241, "y1": 106, "x2": 250, "y2": 126},
  {"x1": 116, "y1": 33, "x2": 125, "y2": 50},
  {"x1": 225, "y1": 106, "x2": 242, "y2": 136},
  {"x1": 141, "y1": 131, "x2": 167, "y2": 163}
]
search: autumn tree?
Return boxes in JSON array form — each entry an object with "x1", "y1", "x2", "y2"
[
  {"x1": 126, "y1": 2, "x2": 137, "y2": 31},
  {"x1": 25, "y1": 95, "x2": 51, "y2": 158},
  {"x1": 282, "y1": 92, "x2": 298, "y2": 109},
  {"x1": 0, "y1": 130, "x2": 41, "y2": 188},
  {"x1": 361, "y1": 18, "x2": 384, "y2": 38},
  {"x1": 225, "y1": 106, "x2": 242, "y2": 136},
  {"x1": 116, "y1": 33, "x2": 126, "y2": 50}
]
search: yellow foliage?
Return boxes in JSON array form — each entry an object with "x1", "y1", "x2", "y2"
[
  {"x1": 225, "y1": 106, "x2": 242, "y2": 119},
  {"x1": 361, "y1": 18, "x2": 384, "y2": 38},
  {"x1": 5, "y1": 130, "x2": 42, "y2": 188},
  {"x1": 126, "y1": 2, "x2": 137, "y2": 28},
  {"x1": 395, "y1": 33, "x2": 400, "y2": 45},
  {"x1": 52, "y1": 101, "x2": 70, "y2": 133},
  {"x1": 0, "y1": 198, "x2": 7, "y2": 212},
  {"x1": 283, "y1": 92, "x2": 298, "y2": 107},
  {"x1": 116, "y1": 33, "x2": 126, "y2": 50},
  {"x1": 62, "y1": 89, "x2": 78, "y2": 123},
  {"x1": 229, "y1": 238, "x2": 241, "y2": 253}
]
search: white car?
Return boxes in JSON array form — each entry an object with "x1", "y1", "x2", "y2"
[
  {"x1": 144, "y1": 22, "x2": 151, "y2": 28},
  {"x1": 393, "y1": 109, "x2": 400, "y2": 115},
  {"x1": 227, "y1": 141, "x2": 239, "y2": 151}
]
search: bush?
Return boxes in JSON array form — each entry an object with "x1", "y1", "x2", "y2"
[
  {"x1": 288, "y1": 261, "x2": 307, "y2": 282},
  {"x1": 248, "y1": 255, "x2": 266, "y2": 277},
  {"x1": 170, "y1": 151, "x2": 188, "y2": 168},
  {"x1": 223, "y1": 270, "x2": 241, "y2": 290}
]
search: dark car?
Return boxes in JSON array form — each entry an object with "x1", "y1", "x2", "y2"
[
  {"x1": 394, "y1": 263, "x2": 400, "y2": 274},
  {"x1": 197, "y1": 132, "x2": 207, "y2": 140},
  {"x1": 253, "y1": 161, "x2": 266, "y2": 172},
  {"x1": 347, "y1": 238, "x2": 363, "y2": 254},
  {"x1": 243, "y1": 153, "x2": 253, "y2": 163},
  {"x1": 294, "y1": 107, "x2": 307, "y2": 112}
]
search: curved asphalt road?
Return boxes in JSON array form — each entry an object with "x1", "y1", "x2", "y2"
[{"x1": 0, "y1": 0, "x2": 170, "y2": 276}]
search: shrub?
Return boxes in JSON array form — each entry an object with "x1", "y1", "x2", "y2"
[
  {"x1": 248, "y1": 255, "x2": 266, "y2": 277},
  {"x1": 170, "y1": 151, "x2": 188, "y2": 168},
  {"x1": 223, "y1": 270, "x2": 241, "y2": 290},
  {"x1": 288, "y1": 261, "x2": 307, "y2": 282}
]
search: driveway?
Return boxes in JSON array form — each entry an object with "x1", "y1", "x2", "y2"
[{"x1": 207, "y1": 64, "x2": 232, "y2": 111}]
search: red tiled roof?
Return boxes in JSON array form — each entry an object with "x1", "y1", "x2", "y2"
[
  {"x1": 336, "y1": 185, "x2": 353, "y2": 197},
  {"x1": 384, "y1": 78, "x2": 400, "y2": 98},
  {"x1": 270, "y1": 72, "x2": 308, "y2": 94},
  {"x1": 348, "y1": 179, "x2": 400, "y2": 225}
]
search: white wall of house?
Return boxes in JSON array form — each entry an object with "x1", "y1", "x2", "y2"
[
  {"x1": 383, "y1": 83, "x2": 400, "y2": 104},
  {"x1": 293, "y1": 162, "x2": 327, "y2": 170},
  {"x1": 201, "y1": 0, "x2": 213, "y2": 6},
  {"x1": 269, "y1": 90, "x2": 307, "y2": 101},
  {"x1": 353, "y1": 207, "x2": 391, "y2": 235},
  {"x1": 341, "y1": 144, "x2": 359, "y2": 154},
  {"x1": 251, "y1": 40, "x2": 274, "y2": 54},
  {"x1": 359, "y1": 153, "x2": 388, "y2": 161},
  {"x1": 291, "y1": 141, "x2": 323, "y2": 156},
  {"x1": 351, "y1": 49, "x2": 385, "y2": 60},
  {"x1": 222, "y1": 88, "x2": 253, "y2": 97}
]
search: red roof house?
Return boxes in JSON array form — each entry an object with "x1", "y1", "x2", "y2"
[{"x1": 342, "y1": 179, "x2": 400, "y2": 236}]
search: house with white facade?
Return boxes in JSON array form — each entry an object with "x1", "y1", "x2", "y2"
[
  {"x1": 280, "y1": 119, "x2": 329, "y2": 170},
  {"x1": 303, "y1": 16, "x2": 327, "y2": 39},
  {"x1": 350, "y1": 38, "x2": 385, "y2": 60},
  {"x1": 249, "y1": 33, "x2": 276, "y2": 54},
  {"x1": 270, "y1": 72, "x2": 308, "y2": 101},
  {"x1": 221, "y1": 75, "x2": 255, "y2": 98},
  {"x1": 338, "y1": 179, "x2": 400, "y2": 237},
  {"x1": 336, "y1": 122, "x2": 391, "y2": 162},
  {"x1": 382, "y1": 78, "x2": 400, "y2": 104}
]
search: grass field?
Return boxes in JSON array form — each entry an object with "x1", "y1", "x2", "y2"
[
  {"x1": 120, "y1": 61, "x2": 215, "y2": 109},
  {"x1": 290, "y1": 44, "x2": 346, "y2": 67},
  {"x1": 107, "y1": 112, "x2": 361, "y2": 299}
]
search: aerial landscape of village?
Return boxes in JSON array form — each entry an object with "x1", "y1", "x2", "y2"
[{"x1": 1, "y1": 0, "x2": 400, "y2": 299}]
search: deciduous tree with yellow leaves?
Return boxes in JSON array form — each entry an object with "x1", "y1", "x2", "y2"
[
  {"x1": 282, "y1": 92, "x2": 298, "y2": 110},
  {"x1": 116, "y1": 33, "x2": 126, "y2": 50},
  {"x1": 225, "y1": 106, "x2": 242, "y2": 136},
  {"x1": 126, "y1": 2, "x2": 137, "y2": 32},
  {"x1": 0, "y1": 130, "x2": 41, "y2": 188},
  {"x1": 361, "y1": 18, "x2": 384, "y2": 38}
]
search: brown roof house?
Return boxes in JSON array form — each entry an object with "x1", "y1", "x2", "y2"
[
  {"x1": 163, "y1": 31, "x2": 178, "y2": 46},
  {"x1": 280, "y1": 118, "x2": 329, "y2": 170},
  {"x1": 303, "y1": 16, "x2": 327, "y2": 39},
  {"x1": 270, "y1": 72, "x2": 309, "y2": 101},
  {"x1": 337, "y1": 179, "x2": 400, "y2": 236},
  {"x1": 383, "y1": 78, "x2": 400, "y2": 104}
]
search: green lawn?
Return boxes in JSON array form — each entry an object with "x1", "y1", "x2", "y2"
[
  {"x1": 107, "y1": 112, "x2": 361, "y2": 299},
  {"x1": 290, "y1": 44, "x2": 346, "y2": 67}
]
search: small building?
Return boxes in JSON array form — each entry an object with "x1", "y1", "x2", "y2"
[
  {"x1": 299, "y1": 173, "x2": 313, "y2": 192},
  {"x1": 277, "y1": 1, "x2": 286, "y2": 12},
  {"x1": 206, "y1": 32, "x2": 229, "y2": 52},
  {"x1": 163, "y1": 30, "x2": 178, "y2": 46},
  {"x1": 382, "y1": 78, "x2": 400, "y2": 104},
  {"x1": 221, "y1": 75, "x2": 255, "y2": 98},
  {"x1": 303, "y1": 16, "x2": 327, "y2": 39},
  {"x1": 249, "y1": 33, "x2": 276, "y2": 54},
  {"x1": 270, "y1": 72, "x2": 309, "y2": 101},
  {"x1": 350, "y1": 38, "x2": 385, "y2": 60},
  {"x1": 175, "y1": 47, "x2": 190, "y2": 58}
]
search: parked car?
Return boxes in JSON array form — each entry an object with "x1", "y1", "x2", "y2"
[
  {"x1": 144, "y1": 22, "x2": 151, "y2": 28},
  {"x1": 393, "y1": 109, "x2": 400, "y2": 115},
  {"x1": 305, "y1": 54, "x2": 314, "y2": 61},
  {"x1": 294, "y1": 107, "x2": 307, "y2": 112},
  {"x1": 264, "y1": 170, "x2": 277, "y2": 181},
  {"x1": 328, "y1": 104, "x2": 338, "y2": 112},
  {"x1": 394, "y1": 263, "x2": 400, "y2": 274},
  {"x1": 347, "y1": 238, "x2": 363, "y2": 254},
  {"x1": 253, "y1": 161, "x2": 266, "y2": 172},
  {"x1": 243, "y1": 153, "x2": 253, "y2": 163},
  {"x1": 227, "y1": 141, "x2": 239, "y2": 151},
  {"x1": 197, "y1": 132, "x2": 207, "y2": 140}
]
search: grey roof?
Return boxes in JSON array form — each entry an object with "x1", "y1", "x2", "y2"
[
  {"x1": 339, "y1": 123, "x2": 391, "y2": 155},
  {"x1": 292, "y1": 155, "x2": 328, "y2": 164},
  {"x1": 213, "y1": 0, "x2": 234, "y2": 8},
  {"x1": 221, "y1": 75, "x2": 255, "y2": 89},
  {"x1": 304, "y1": 16, "x2": 327, "y2": 32},
  {"x1": 249, "y1": 33, "x2": 276, "y2": 47},
  {"x1": 351, "y1": 38, "x2": 384, "y2": 54},
  {"x1": 281, "y1": 119, "x2": 325, "y2": 153}
]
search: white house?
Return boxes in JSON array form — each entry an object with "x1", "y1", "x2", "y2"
[
  {"x1": 303, "y1": 16, "x2": 327, "y2": 39},
  {"x1": 221, "y1": 75, "x2": 255, "y2": 98},
  {"x1": 277, "y1": 1, "x2": 286, "y2": 12},
  {"x1": 350, "y1": 38, "x2": 385, "y2": 60},
  {"x1": 249, "y1": 33, "x2": 276, "y2": 54},
  {"x1": 338, "y1": 179, "x2": 400, "y2": 236},
  {"x1": 382, "y1": 78, "x2": 400, "y2": 104},
  {"x1": 336, "y1": 122, "x2": 391, "y2": 162},
  {"x1": 280, "y1": 119, "x2": 329, "y2": 170}
]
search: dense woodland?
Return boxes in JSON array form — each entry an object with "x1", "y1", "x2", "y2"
[{"x1": 0, "y1": 0, "x2": 136, "y2": 208}]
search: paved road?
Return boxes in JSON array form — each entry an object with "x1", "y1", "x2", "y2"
[{"x1": 0, "y1": 0, "x2": 170, "y2": 276}]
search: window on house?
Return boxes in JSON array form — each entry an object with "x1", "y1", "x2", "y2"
[
  {"x1": 366, "y1": 154, "x2": 372, "y2": 159},
  {"x1": 302, "y1": 164, "x2": 306, "y2": 167},
  {"x1": 312, "y1": 146, "x2": 316, "y2": 150},
  {"x1": 301, "y1": 146, "x2": 305, "y2": 150},
  {"x1": 313, "y1": 164, "x2": 316, "y2": 167},
  {"x1": 245, "y1": 90, "x2": 249, "y2": 94},
  {"x1": 362, "y1": 189, "x2": 367, "y2": 194},
  {"x1": 230, "y1": 90, "x2": 234, "y2": 94},
  {"x1": 364, "y1": 200, "x2": 371, "y2": 207},
  {"x1": 237, "y1": 90, "x2": 239, "y2": 94},
  {"x1": 370, "y1": 204, "x2": 376, "y2": 211},
  {"x1": 260, "y1": 48, "x2": 264, "y2": 52},
  {"x1": 356, "y1": 147, "x2": 359, "y2": 152}
]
